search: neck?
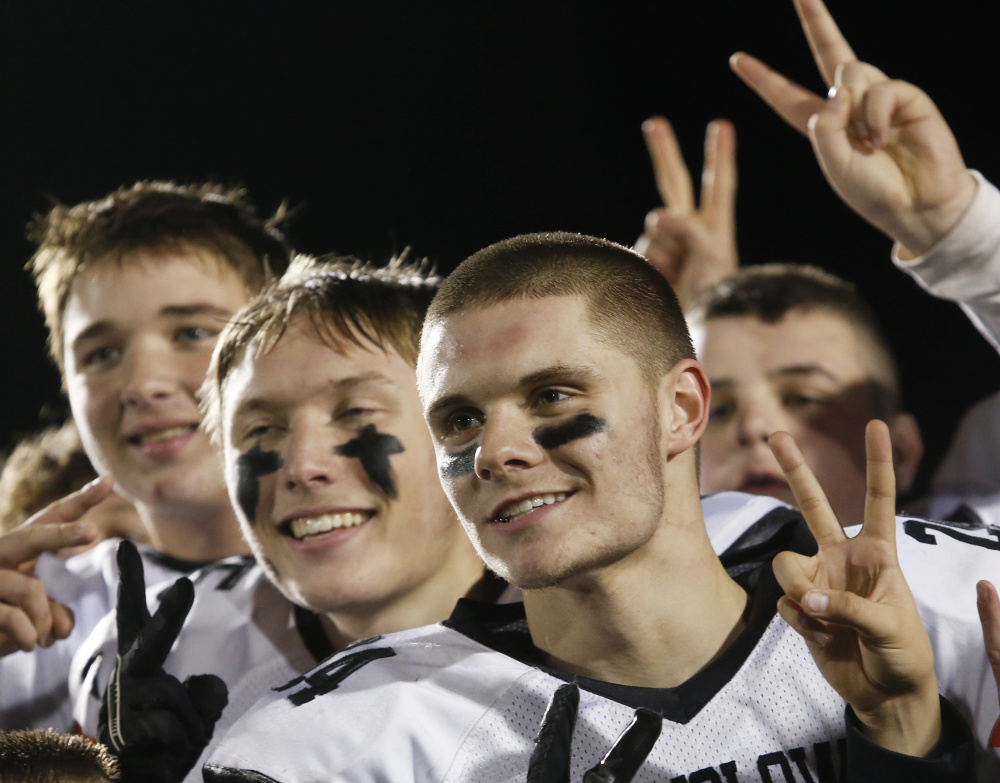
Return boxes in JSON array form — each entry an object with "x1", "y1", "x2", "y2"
[
  {"x1": 320, "y1": 537, "x2": 486, "y2": 651},
  {"x1": 523, "y1": 495, "x2": 748, "y2": 689},
  {"x1": 139, "y1": 501, "x2": 250, "y2": 562}
]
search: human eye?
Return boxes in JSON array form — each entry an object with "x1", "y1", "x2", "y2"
[
  {"x1": 175, "y1": 325, "x2": 219, "y2": 344},
  {"x1": 535, "y1": 388, "x2": 571, "y2": 407},
  {"x1": 82, "y1": 345, "x2": 122, "y2": 368},
  {"x1": 444, "y1": 410, "x2": 483, "y2": 439},
  {"x1": 708, "y1": 398, "x2": 737, "y2": 423},
  {"x1": 782, "y1": 391, "x2": 824, "y2": 409}
]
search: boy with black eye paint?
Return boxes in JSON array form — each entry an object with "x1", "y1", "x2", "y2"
[
  {"x1": 204, "y1": 231, "x2": 991, "y2": 782},
  {"x1": 0, "y1": 181, "x2": 291, "y2": 733},
  {"x1": 71, "y1": 253, "x2": 498, "y2": 783}
]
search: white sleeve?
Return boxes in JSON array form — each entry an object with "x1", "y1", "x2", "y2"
[{"x1": 892, "y1": 171, "x2": 1000, "y2": 351}]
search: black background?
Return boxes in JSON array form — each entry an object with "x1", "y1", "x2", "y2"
[{"x1": 3, "y1": 1, "x2": 998, "y2": 494}]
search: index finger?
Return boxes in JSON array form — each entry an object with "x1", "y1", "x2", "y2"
[
  {"x1": 700, "y1": 119, "x2": 737, "y2": 235},
  {"x1": 861, "y1": 419, "x2": 897, "y2": 544},
  {"x1": 0, "y1": 522, "x2": 97, "y2": 569},
  {"x1": 729, "y1": 52, "x2": 825, "y2": 136},
  {"x1": 768, "y1": 430, "x2": 846, "y2": 547},
  {"x1": 642, "y1": 117, "x2": 695, "y2": 211},
  {"x1": 793, "y1": 0, "x2": 858, "y2": 87},
  {"x1": 25, "y1": 475, "x2": 114, "y2": 528}
]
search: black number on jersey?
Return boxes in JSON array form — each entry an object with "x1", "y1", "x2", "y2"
[
  {"x1": 273, "y1": 647, "x2": 396, "y2": 706},
  {"x1": 903, "y1": 519, "x2": 1000, "y2": 551},
  {"x1": 192, "y1": 558, "x2": 257, "y2": 590}
]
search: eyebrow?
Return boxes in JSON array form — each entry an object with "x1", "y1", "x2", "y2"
[
  {"x1": 70, "y1": 303, "x2": 237, "y2": 348},
  {"x1": 710, "y1": 364, "x2": 840, "y2": 389},
  {"x1": 426, "y1": 363, "x2": 601, "y2": 418},
  {"x1": 229, "y1": 370, "x2": 396, "y2": 421}
]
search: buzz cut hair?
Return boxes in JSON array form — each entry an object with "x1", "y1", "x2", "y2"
[
  {"x1": 691, "y1": 262, "x2": 902, "y2": 414},
  {"x1": 422, "y1": 231, "x2": 694, "y2": 385},
  {"x1": 0, "y1": 729, "x2": 120, "y2": 782},
  {"x1": 201, "y1": 251, "x2": 440, "y2": 444},
  {"x1": 28, "y1": 180, "x2": 293, "y2": 375}
]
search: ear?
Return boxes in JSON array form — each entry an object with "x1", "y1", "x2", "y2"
[
  {"x1": 657, "y1": 359, "x2": 711, "y2": 457},
  {"x1": 887, "y1": 412, "x2": 923, "y2": 496}
]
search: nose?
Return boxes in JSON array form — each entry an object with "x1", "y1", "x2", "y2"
[
  {"x1": 736, "y1": 399, "x2": 778, "y2": 447},
  {"x1": 474, "y1": 411, "x2": 544, "y2": 481},
  {"x1": 119, "y1": 343, "x2": 182, "y2": 408},
  {"x1": 282, "y1": 425, "x2": 339, "y2": 491}
]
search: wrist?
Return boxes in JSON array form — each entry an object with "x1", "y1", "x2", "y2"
[
  {"x1": 852, "y1": 686, "x2": 942, "y2": 757},
  {"x1": 895, "y1": 171, "x2": 978, "y2": 257}
]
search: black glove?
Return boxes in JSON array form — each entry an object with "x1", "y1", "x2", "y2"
[
  {"x1": 99, "y1": 540, "x2": 229, "y2": 783},
  {"x1": 527, "y1": 683, "x2": 662, "y2": 783}
]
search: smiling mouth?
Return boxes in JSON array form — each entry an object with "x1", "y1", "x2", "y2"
[
  {"x1": 495, "y1": 493, "x2": 569, "y2": 524},
  {"x1": 281, "y1": 512, "x2": 373, "y2": 541},
  {"x1": 128, "y1": 424, "x2": 197, "y2": 446}
]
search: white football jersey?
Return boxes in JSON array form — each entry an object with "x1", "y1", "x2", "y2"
[
  {"x1": 204, "y1": 556, "x2": 974, "y2": 783},
  {"x1": 70, "y1": 556, "x2": 327, "y2": 741},
  {"x1": 0, "y1": 539, "x2": 194, "y2": 731}
]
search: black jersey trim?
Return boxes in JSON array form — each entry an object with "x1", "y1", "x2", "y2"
[
  {"x1": 293, "y1": 604, "x2": 337, "y2": 663},
  {"x1": 444, "y1": 563, "x2": 784, "y2": 725},
  {"x1": 138, "y1": 545, "x2": 213, "y2": 574},
  {"x1": 202, "y1": 764, "x2": 281, "y2": 783}
]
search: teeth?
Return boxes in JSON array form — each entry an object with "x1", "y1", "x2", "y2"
[
  {"x1": 289, "y1": 512, "x2": 368, "y2": 540},
  {"x1": 497, "y1": 493, "x2": 567, "y2": 523},
  {"x1": 137, "y1": 425, "x2": 192, "y2": 445}
]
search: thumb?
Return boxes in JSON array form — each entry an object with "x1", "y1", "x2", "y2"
[
  {"x1": 799, "y1": 588, "x2": 899, "y2": 643},
  {"x1": 808, "y1": 85, "x2": 858, "y2": 191}
]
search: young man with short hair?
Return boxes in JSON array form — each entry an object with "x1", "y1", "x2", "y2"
[
  {"x1": 0, "y1": 181, "x2": 291, "y2": 730},
  {"x1": 203, "y1": 232, "x2": 980, "y2": 781}
]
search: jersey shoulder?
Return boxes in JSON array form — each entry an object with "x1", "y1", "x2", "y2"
[{"x1": 206, "y1": 625, "x2": 534, "y2": 781}]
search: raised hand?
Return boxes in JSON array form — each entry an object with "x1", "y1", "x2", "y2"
[
  {"x1": 769, "y1": 420, "x2": 941, "y2": 756},
  {"x1": 0, "y1": 476, "x2": 109, "y2": 656},
  {"x1": 634, "y1": 118, "x2": 738, "y2": 312},
  {"x1": 730, "y1": 0, "x2": 976, "y2": 256},
  {"x1": 976, "y1": 580, "x2": 1000, "y2": 747},
  {"x1": 99, "y1": 540, "x2": 228, "y2": 783},
  {"x1": 527, "y1": 683, "x2": 661, "y2": 782}
]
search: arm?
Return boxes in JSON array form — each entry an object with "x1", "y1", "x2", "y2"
[
  {"x1": 976, "y1": 580, "x2": 1000, "y2": 749},
  {"x1": 634, "y1": 117, "x2": 738, "y2": 312}
]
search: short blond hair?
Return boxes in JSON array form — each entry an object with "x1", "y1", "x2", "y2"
[{"x1": 201, "y1": 252, "x2": 439, "y2": 444}]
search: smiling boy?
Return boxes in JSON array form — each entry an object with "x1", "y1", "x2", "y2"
[{"x1": 0, "y1": 181, "x2": 290, "y2": 730}]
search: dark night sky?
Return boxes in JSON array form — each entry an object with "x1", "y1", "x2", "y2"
[{"x1": 3, "y1": 1, "x2": 998, "y2": 494}]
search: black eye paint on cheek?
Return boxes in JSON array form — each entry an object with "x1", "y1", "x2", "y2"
[
  {"x1": 334, "y1": 424, "x2": 404, "y2": 499},
  {"x1": 533, "y1": 413, "x2": 607, "y2": 450},
  {"x1": 235, "y1": 444, "x2": 284, "y2": 523},
  {"x1": 441, "y1": 443, "x2": 476, "y2": 479}
]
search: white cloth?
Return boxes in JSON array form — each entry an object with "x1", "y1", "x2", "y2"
[{"x1": 892, "y1": 171, "x2": 1000, "y2": 500}]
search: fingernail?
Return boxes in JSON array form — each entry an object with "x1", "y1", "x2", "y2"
[
  {"x1": 40, "y1": 633, "x2": 53, "y2": 648},
  {"x1": 978, "y1": 582, "x2": 990, "y2": 604},
  {"x1": 826, "y1": 86, "x2": 841, "y2": 106},
  {"x1": 642, "y1": 119, "x2": 655, "y2": 135},
  {"x1": 803, "y1": 591, "x2": 829, "y2": 614},
  {"x1": 813, "y1": 631, "x2": 833, "y2": 647},
  {"x1": 870, "y1": 131, "x2": 883, "y2": 148},
  {"x1": 852, "y1": 120, "x2": 869, "y2": 141}
]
